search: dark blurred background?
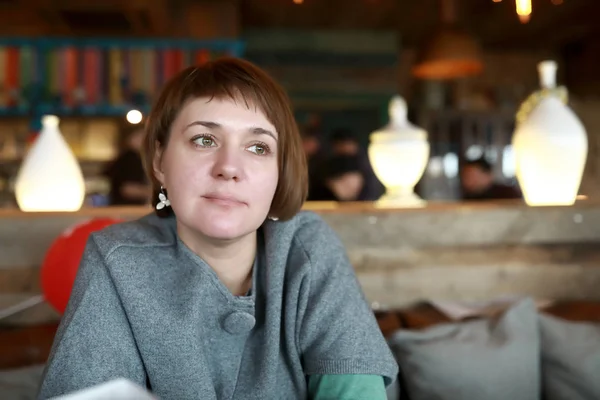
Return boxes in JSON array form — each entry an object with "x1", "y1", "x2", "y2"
[{"x1": 0, "y1": 0, "x2": 598, "y2": 205}]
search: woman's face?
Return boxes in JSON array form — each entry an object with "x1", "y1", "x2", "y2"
[{"x1": 154, "y1": 97, "x2": 279, "y2": 241}]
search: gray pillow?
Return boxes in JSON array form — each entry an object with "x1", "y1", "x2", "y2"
[
  {"x1": 386, "y1": 377, "x2": 400, "y2": 400},
  {"x1": 387, "y1": 299, "x2": 540, "y2": 400},
  {"x1": 539, "y1": 313, "x2": 600, "y2": 400}
]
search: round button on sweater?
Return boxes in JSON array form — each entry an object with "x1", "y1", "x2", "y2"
[{"x1": 222, "y1": 311, "x2": 256, "y2": 335}]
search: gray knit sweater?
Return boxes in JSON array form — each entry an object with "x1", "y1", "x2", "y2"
[{"x1": 38, "y1": 211, "x2": 398, "y2": 399}]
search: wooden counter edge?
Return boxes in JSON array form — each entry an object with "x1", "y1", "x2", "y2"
[{"x1": 0, "y1": 199, "x2": 597, "y2": 219}]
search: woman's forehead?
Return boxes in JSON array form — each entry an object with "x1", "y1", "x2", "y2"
[{"x1": 177, "y1": 96, "x2": 277, "y2": 134}]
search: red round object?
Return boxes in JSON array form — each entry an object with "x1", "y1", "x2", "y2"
[{"x1": 41, "y1": 218, "x2": 123, "y2": 314}]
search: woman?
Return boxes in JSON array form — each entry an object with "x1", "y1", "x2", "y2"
[{"x1": 38, "y1": 58, "x2": 398, "y2": 399}]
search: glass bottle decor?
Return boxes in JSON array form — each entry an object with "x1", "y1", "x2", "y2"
[{"x1": 512, "y1": 61, "x2": 588, "y2": 206}]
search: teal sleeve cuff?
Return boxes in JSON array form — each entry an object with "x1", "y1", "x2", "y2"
[{"x1": 308, "y1": 374, "x2": 387, "y2": 400}]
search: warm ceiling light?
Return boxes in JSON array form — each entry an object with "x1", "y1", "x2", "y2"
[
  {"x1": 412, "y1": 0, "x2": 483, "y2": 80},
  {"x1": 293, "y1": 0, "x2": 303, "y2": 4},
  {"x1": 493, "y1": 0, "x2": 502, "y2": 2},
  {"x1": 412, "y1": 29, "x2": 483, "y2": 80},
  {"x1": 516, "y1": 0, "x2": 532, "y2": 23}
]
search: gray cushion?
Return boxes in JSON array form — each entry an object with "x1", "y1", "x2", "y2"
[
  {"x1": 386, "y1": 377, "x2": 400, "y2": 400},
  {"x1": 388, "y1": 299, "x2": 540, "y2": 400},
  {"x1": 539, "y1": 314, "x2": 600, "y2": 400}
]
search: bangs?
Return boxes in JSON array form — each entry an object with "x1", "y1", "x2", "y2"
[{"x1": 179, "y1": 63, "x2": 273, "y2": 124}]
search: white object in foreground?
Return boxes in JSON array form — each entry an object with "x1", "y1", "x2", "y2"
[{"x1": 50, "y1": 379, "x2": 157, "y2": 400}]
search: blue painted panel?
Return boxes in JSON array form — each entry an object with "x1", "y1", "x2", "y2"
[
  {"x1": 245, "y1": 51, "x2": 398, "y2": 68},
  {"x1": 0, "y1": 38, "x2": 245, "y2": 53}
]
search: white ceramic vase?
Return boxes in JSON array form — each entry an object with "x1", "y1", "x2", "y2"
[
  {"x1": 15, "y1": 115, "x2": 86, "y2": 212},
  {"x1": 368, "y1": 96, "x2": 430, "y2": 207},
  {"x1": 512, "y1": 61, "x2": 588, "y2": 206}
]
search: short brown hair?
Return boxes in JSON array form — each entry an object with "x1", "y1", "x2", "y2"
[{"x1": 141, "y1": 57, "x2": 308, "y2": 221}]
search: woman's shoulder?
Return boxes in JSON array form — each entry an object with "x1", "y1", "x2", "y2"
[
  {"x1": 90, "y1": 213, "x2": 177, "y2": 258},
  {"x1": 291, "y1": 211, "x2": 340, "y2": 248},
  {"x1": 265, "y1": 211, "x2": 345, "y2": 265}
]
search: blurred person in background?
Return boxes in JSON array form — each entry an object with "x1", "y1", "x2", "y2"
[
  {"x1": 301, "y1": 126, "x2": 323, "y2": 161},
  {"x1": 461, "y1": 157, "x2": 521, "y2": 201},
  {"x1": 104, "y1": 127, "x2": 151, "y2": 206},
  {"x1": 329, "y1": 129, "x2": 385, "y2": 201},
  {"x1": 321, "y1": 155, "x2": 365, "y2": 202}
]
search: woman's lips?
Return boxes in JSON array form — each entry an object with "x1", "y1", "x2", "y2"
[{"x1": 202, "y1": 193, "x2": 246, "y2": 207}]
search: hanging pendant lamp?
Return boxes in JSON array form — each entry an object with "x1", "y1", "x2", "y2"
[{"x1": 412, "y1": 0, "x2": 483, "y2": 80}]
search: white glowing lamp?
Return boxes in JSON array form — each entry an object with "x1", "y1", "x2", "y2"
[
  {"x1": 15, "y1": 115, "x2": 86, "y2": 212},
  {"x1": 368, "y1": 96, "x2": 430, "y2": 207},
  {"x1": 126, "y1": 109, "x2": 143, "y2": 124},
  {"x1": 512, "y1": 61, "x2": 588, "y2": 206}
]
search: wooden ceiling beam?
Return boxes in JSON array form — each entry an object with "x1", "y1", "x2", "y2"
[
  {"x1": 0, "y1": 8, "x2": 40, "y2": 25},
  {"x1": 15, "y1": 0, "x2": 171, "y2": 36},
  {"x1": 176, "y1": 1, "x2": 239, "y2": 39},
  {"x1": 335, "y1": 0, "x2": 396, "y2": 30},
  {"x1": 120, "y1": 9, "x2": 147, "y2": 36},
  {"x1": 0, "y1": 8, "x2": 50, "y2": 36},
  {"x1": 0, "y1": 0, "x2": 593, "y2": 50},
  {"x1": 125, "y1": 0, "x2": 170, "y2": 36},
  {"x1": 19, "y1": 0, "x2": 72, "y2": 35},
  {"x1": 518, "y1": 2, "x2": 600, "y2": 49}
]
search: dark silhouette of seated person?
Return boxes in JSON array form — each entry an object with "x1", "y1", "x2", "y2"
[
  {"x1": 329, "y1": 129, "x2": 385, "y2": 201},
  {"x1": 461, "y1": 158, "x2": 521, "y2": 201},
  {"x1": 318, "y1": 155, "x2": 366, "y2": 202},
  {"x1": 104, "y1": 128, "x2": 151, "y2": 205}
]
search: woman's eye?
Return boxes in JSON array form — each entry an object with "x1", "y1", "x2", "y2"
[
  {"x1": 248, "y1": 144, "x2": 268, "y2": 155},
  {"x1": 193, "y1": 136, "x2": 215, "y2": 147}
]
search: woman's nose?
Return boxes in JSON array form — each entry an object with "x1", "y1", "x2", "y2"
[{"x1": 210, "y1": 146, "x2": 243, "y2": 181}]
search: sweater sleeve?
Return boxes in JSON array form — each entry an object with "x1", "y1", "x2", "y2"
[
  {"x1": 296, "y1": 218, "x2": 399, "y2": 386},
  {"x1": 38, "y1": 236, "x2": 146, "y2": 399},
  {"x1": 308, "y1": 374, "x2": 387, "y2": 400}
]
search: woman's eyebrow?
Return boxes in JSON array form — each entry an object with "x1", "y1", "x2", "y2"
[
  {"x1": 251, "y1": 127, "x2": 278, "y2": 142},
  {"x1": 184, "y1": 121, "x2": 277, "y2": 141},
  {"x1": 183, "y1": 120, "x2": 219, "y2": 131}
]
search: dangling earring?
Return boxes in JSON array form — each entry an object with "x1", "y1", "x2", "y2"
[
  {"x1": 268, "y1": 216, "x2": 279, "y2": 221},
  {"x1": 156, "y1": 186, "x2": 171, "y2": 210}
]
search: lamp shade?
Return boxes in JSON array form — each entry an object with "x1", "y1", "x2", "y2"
[
  {"x1": 368, "y1": 96, "x2": 430, "y2": 207},
  {"x1": 512, "y1": 61, "x2": 588, "y2": 206},
  {"x1": 15, "y1": 115, "x2": 86, "y2": 212},
  {"x1": 412, "y1": 26, "x2": 483, "y2": 80}
]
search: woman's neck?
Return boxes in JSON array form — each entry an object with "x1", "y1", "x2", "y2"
[{"x1": 177, "y1": 223, "x2": 257, "y2": 296}]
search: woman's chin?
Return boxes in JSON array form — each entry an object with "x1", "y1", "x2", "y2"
[
  {"x1": 195, "y1": 219, "x2": 256, "y2": 242},
  {"x1": 176, "y1": 207, "x2": 265, "y2": 242},
  {"x1": 204, "y1": 228, "x2": 245, "y2": 241}
]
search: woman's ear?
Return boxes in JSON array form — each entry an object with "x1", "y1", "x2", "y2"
[{"x1": 153, "y1": 141, "x2": 165, "y2": 184}]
